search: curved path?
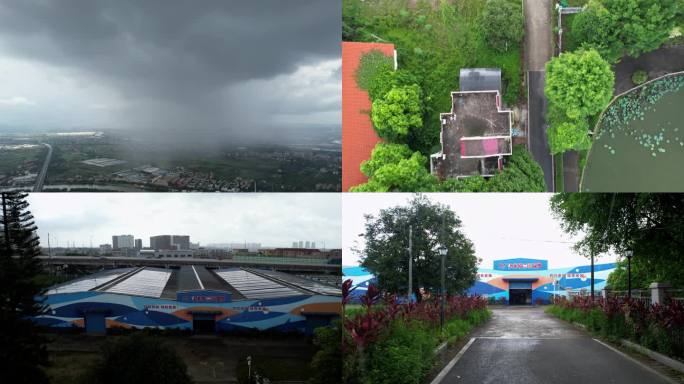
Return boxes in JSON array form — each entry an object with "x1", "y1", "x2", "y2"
[
  {"x1": 613, "y1": 45, "x2": 684, "y2": 95},
  {"x1": 432, "y1": 307, "x2": 675, "y2": 384}
]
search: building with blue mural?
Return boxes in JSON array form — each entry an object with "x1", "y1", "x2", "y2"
[
  {"x1": 343, "y1": 257, "x2": 616, "y2": 305},
  {"x1": 35, "y1": 266, "x2": 341, "y2": 334}
]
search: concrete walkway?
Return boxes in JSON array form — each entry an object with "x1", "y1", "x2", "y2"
[
  {"x1": 525, "y1": 0, "x2": 554, "y2": 191},
  {"x1": 434, "y1": 307, "x2": 674, "y2": 384},
  {"x1": 562, "y1": 150, "x2": 579, "y2": 192}
]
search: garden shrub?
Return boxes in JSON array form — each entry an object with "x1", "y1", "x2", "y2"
[
  {"x1": 365, "y1": 320, "x2": 437, "y2": 384},
  {"x1": 371, "y1": 85, "x2": 423, "y2": 142},
  {"x1": 631, "y1": 70, "x2": 648, "y2": 85},
  {"x1": 356, "y1": 50, "x2": 394, "y2": 93}
]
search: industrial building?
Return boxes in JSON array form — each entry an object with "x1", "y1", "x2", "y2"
[
  {"x1": 150, "y1": 235, "x2": 190, "y2": 250},
  {"x1": 36, "y1": 266, "x2": 341, "y2": 334},
  {"x1": 344, "y1": 257, "x2": 617, "y2": 305}
]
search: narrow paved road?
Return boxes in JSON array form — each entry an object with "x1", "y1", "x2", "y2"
[
  {"x1": 563, "y1": 150, "x2": 579, "y2": 192},
  {"x1": 525, "y1": 0, "x2": 554, "y2": 191},
  {"x1": 33, "y1": 143, "x2": 52, "y2": 192},
  {"x1": 435, "y1": 307, "x2": 674, "y2": 384}
]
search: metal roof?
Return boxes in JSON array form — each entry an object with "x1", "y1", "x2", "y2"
[
  {"x1": 459, "y1": 68, "x2": 502, "y2": 92},
  {"x1": 46, "y1": 266, "x2": 340, "y2": 301},
  {"x1": 46, "y1": 268, "x2": 134, "y2": 295}
]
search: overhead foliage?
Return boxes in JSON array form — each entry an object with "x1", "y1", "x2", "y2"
[
  {"x1": 351, "y1": 143, "x2": 438, "y2": 192},
  {"x1": 481, "y1": 0, "x2": 524, "y2": 52},
  {"x1": 371, "y1": 85, "x2": 424, "y2": 142},
  {"x1": 358, "y1": 195, "x2": 479, "y2": 300},
  {"x1": 571, "y1": 0, "x2": 680, "y2": 63},
  {"x1": 547, "y1": 118, "x2": 592, "y2": 155},
  {"x1": 545, "y1": 49, "x2": 615, "y2": 120},
  {"x1": 549, "y1": 193, "x2": 684, "y2": 287}
]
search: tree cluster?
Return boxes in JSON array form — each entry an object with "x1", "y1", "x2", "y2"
[
  {"x1": 550, "y1": 193, "x2": 684, "y2": 288},
  {"x1": 571, "y1": 0, "x2": 681, "y2": 63},
  {"x1": 544, "y1": 50, "x2": 614, "y2": 154},
  {"x1": 358, "y1": 195, "x2": 479, "y2": 301},
  {"x1": 482, "y1": 0, "x2": 524, "y2": 52}
]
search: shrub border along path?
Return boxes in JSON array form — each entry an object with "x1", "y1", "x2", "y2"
[{"x1": 579, "y1": 71, "x2": 684, "y2": 190}]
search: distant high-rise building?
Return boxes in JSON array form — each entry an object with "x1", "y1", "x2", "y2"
[
  {"x1": 305, "y1": 241, "x2": 311, "y2": 249},
  {"x1": 312, "y1": 241, "x2": 316, "y2": 249},
  {"x1": 190, "y1": 242, "x2": 200, "y2": 250},
  {"x1": 292, "y1": 241, "x2": 298, "y2": 248},
  {"x1": 112, "y1": 235, "x2": 134, "y2": 250},
  {"x1": 99, "y1": 244, "x2": 112, "y2": 255},
  {"x1": 150, "y1": 235, "x2": 190, "y2": 250},
  {"x1": 135, "y1": 239, "x2": 143, "y2": 250},
  {"x1": 298, "y1": 241, "x2": 304, "y2": 248}
]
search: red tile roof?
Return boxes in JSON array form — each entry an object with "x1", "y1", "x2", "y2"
[{"x1": 342, "y1": 42, "x2": 395, "y2": 191}]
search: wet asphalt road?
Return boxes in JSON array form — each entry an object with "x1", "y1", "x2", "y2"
[{"x1": 437, "y1": 307, "x2": 673, "y2": 384}]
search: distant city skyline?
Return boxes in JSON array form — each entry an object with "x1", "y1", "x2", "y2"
[{"x1": 27, "y1": 193, "x2": 341, "y2": 249}]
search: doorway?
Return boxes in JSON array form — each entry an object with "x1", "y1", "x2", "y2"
[
  {"x1": 192, "y1": 313, "x2": 216, "y2": 334},
  {"x1": 509, "y1": 289, "x2": 532, "y2": 305}
]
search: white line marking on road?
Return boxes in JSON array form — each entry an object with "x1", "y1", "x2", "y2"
[
  {"x1": 430, "y1": 337, "x2": 477, "y2": 384},
  {"x1": 476, "y1": 336, "x2": 576, "y2": 340},
  {"x1": 592, "y1": 338, "x2": 677, "y2": 384}
]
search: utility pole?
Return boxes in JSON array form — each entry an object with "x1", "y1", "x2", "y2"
[{"x1": 408, "y1": 225, "x2": 413, "y2": 302}]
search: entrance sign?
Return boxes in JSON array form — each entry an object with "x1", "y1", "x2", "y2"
[{"x1": 494, "y1": 258, "x2": 548, "y2": 271}]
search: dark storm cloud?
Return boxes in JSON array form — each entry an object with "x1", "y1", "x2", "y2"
[{"x1": 0, "y1": 0, "x2": 341, "y2": 140}]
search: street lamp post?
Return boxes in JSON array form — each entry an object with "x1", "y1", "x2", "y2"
[
  {"x1": 438, "y1": 247, "x2": 447, "y2": 331},
  {"x1": 408, "y1": 226, "x2": 413, "y2": 303},
  {"x1": 625, "y1": 249, "x2": 633, "y2": 299},
  {"x1": 590, "y1": 251, "x2": 595, "y2": 302}
]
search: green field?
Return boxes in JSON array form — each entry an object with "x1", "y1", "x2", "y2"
[{"x1": 0, "y1": 146, "x2": 46, "y2": 176}]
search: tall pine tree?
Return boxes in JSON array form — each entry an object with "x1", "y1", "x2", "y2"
[{"x1": 0, "y1": 192, "x2": 49, "y2": 384}]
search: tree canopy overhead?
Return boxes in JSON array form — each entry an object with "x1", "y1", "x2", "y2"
[
  {"x1": 351, "y1": 143, "x2": 438, "y2": 192},
  {"x1": 572, "y1": 0, "x2": 680, "y2": 63},
  {"x1": 371, "y1": 85, "x2": 424, "y2": 142},
  {"x1": 549, "y1": 193, "x2": 684, "y2": 287},
  {"x1": 482, "y1": 0, "x2": 524, "y2": 52},
  {"x1": 358, "y1": 195, "x2": 479, "y2": 300},
  {"x1": 545, "y1": 49, "x2": 615, "y2": 120}
]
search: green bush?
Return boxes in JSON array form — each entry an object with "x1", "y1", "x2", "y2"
[
  {"x1": 309, "y1": 322, "x2": 342, "y2": 384},
  {"x1": 356, "y1": 50, "x2": 394, "y2": 93},
  {"x1": 632, "y1": 70, "x2": 648, "y2": 85},
  {"x1": 371, "y1": 85, "x2": 424, "y2": 142},
  {"x1": 365, "y1": 320, "x2": 438, "y2": 384}
]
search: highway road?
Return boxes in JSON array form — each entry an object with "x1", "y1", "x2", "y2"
[{"x1": 33, "y1": 143, "x2": 52, "y2": 192}]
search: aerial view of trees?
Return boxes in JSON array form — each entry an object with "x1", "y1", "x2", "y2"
[
  {"x1": 482, "y1": 0, "x2": 524, "y2": 52},
  {"x1": 545, "y1": 49, "x2": 614, "y2": 154},
  {"x1": 371, "y1": 85, "x2": 423, "y2": 142},
  {"x1": 571, "y1": 0, "x2": 681, "y2": 63},
  {"x1": 346, "y1": 0, "x2": 543, "y2": 192},
  {"x1": 358, "y1": 195, "x2": 479, "y2": 300},
  {"x1": 350, "y1": 143, "x2": 437, "y2": 192}
]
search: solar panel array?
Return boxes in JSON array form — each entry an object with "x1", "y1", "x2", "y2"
[
  {"x1": 105, "y1": 269, "x2": 171, "y2": 298},
  {"x1": 258, "y1": 270, "x2": 341, "y2": 296},
  {"x1": 215, "y1": 269, "x2": 302, "y2": 299},
  {"x1": 47, "y1": 268, "x2": 133, "y2": 295}
]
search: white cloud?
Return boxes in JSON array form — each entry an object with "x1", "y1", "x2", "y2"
[{"x1": 0, "y1": 96, "x2": 35, "y2": 106}]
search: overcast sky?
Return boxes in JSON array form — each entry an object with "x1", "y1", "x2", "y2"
[
  {"x1": 27, "y1": 193, "x2": 341, "y2": 249},
  {"x1": 0, "y1": 1, "x2": 341, "y2": 141},
  {"x1": 343, "y1": 194, "x2": 617, "y2": 269}
]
